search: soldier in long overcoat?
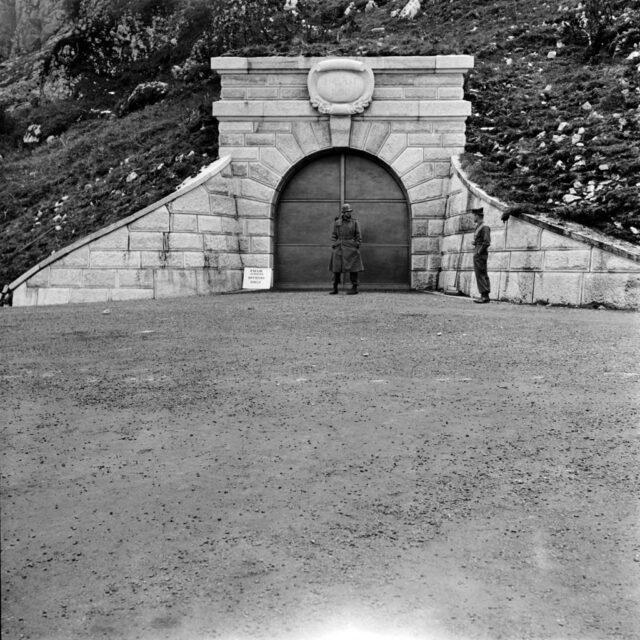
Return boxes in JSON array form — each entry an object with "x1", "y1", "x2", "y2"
[{"x1": 329, "y1": 203, "x2": 364, "y2": 295}]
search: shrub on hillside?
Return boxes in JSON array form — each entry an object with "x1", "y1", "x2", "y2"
[{"x1": 561, "y1": 0, "x2": 640, "y2": 59}]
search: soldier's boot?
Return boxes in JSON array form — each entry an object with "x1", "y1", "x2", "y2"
[
  {"x1": 347, "y1": 273, "x2": 359, "y2": 295},
  {"x1": 330, "y1": 275, "x2": 340, "y2": 294}
]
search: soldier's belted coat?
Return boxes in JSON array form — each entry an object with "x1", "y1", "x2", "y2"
[{"x1": 329, "y1": 217, "x2": 364, "y2": 273}]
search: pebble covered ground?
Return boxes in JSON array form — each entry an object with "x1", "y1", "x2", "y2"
[{"x1": 1, "y1": 291, "x2": 639, "y2": 640}]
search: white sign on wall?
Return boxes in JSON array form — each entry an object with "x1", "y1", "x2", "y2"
[{"x1": 242, "y1": 267, "x2": 272, "y2": 290}]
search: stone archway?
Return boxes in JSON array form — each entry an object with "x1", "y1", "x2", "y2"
[{"x1": 275, "y1": 150, "x2": 409, "y2": 290}]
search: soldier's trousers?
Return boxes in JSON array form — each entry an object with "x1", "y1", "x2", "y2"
[
  {"x1": 333, "y1": 272, "x2": 358, "y2": 287},
  {"x1": 473, "y1": 253, "x2": 490, "y2": 295}
]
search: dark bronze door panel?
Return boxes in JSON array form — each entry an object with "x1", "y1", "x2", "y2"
[{"x1": 275, "y1": 151, "x2": 409, "y2": 290}]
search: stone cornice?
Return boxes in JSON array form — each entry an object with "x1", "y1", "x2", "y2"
[{"x1": 211, "y1": 55, "x2": 474, "y2": 74}]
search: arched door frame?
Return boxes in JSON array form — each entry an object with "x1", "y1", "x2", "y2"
[{"x1": 273, "y1": 147, "x2": 411, "y2": 290}]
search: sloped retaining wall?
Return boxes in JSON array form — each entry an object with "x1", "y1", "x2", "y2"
[
  {"x1": 9, "y1": 157, "x2": 249, "y2": 306},
  {"x1": 440, "y1": 157, "x2": 640, "y2": 309}
]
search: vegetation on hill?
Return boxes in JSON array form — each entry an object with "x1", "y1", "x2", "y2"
[{"x1": 1, "y1": 0, "x2": 639, "y2": 287}]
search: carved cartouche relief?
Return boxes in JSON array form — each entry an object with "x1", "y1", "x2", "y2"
[{"x1": 307, "y1": 59, "x2": 374, "y2": 115}]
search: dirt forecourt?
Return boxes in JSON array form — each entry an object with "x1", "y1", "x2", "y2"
[{"x1": 1, "y1": 291, "x2": 639, "y2": 640}]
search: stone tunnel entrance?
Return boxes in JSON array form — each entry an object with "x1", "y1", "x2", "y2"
[{"x1": 275, "y1": 150, "x2": 409, "y2": 290}]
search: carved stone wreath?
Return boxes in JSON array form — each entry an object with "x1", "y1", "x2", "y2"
[{"x1": 307, "y1": 59, "x2": 375, "y2": 115}]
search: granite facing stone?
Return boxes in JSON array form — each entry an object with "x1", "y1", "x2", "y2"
[
  {"x1": 533, "y1": 272, "x2": 583, "y2": 306},
  {"x1": 129, "y1": 232, "x2": 165, "y2": 251},
  {"x1": 349, "y1": 121, "x2": 370, "y2": 149},
  {"x1": 391, "y1": 121, "x2": 432, "y2": 132},
  {"x1": 219, "y1": 133, "x2": 245, "y2": 147},
  {"x1": 57, "y1": 247, "x2": 90, "y2": 267},
  {"x1": 408, "y1": 133, "x2": 442, "y2": 146},
  {"x1": 141, "y1": 251, "x2": 183, "y2": 268},
  {"x1": 257, "y1": 122, "x2": 292, "y2": 133},
  {"x1": 310, "y1": 121, "x2": 331, "y2": 149},
  {"x1": 275, "y1": 133, "x2": 304, "y2": 163},
  {"x1": 509, "y1": 251, "x2": 544, "y2": 271},
  {"x1": 412, "y1": 237, "x2": 441, "y2": 253},
  {"x1": 69, "y1": 289, "x2": 110, "y2": 304},
  {"x1": 412, "y1": 220, "x2": 430, "y2": 237},
  {"x1": 155, "y1": 270, "x2": 198, "y2": 298},
  {"x1": 402, "y1": 162, "x2": 436, "y2": 188},
  {"x1": 489, "y1": 251, "x2": 510, "y2": 271},
  {"x1": 218, "y1": 122, "x2": 254, "y2": 133},
  {"x1": 83, "y1": 269, "x2": 117, "y2": 288},
  {"x1": 167, "y1": 233, "x2": 203, "y2": 251},
  {"x1": 433, "y1": 121, "x2": 466, "y2": 132},
  {"x1": 412, "y1": 271, "x2": 440, "y2": 290},
  {"x1": 583, "y1": 273, "x2": 640, "y2": 308},
  {"x1": 590, "y1": 248, "x2": 640, "y2": 272},
  {"x1": 112, "y1": 288, "x2": 155, "y2": 301},
  {"x1": 90, "y1": 251, "x2": 141, "y2": 269},
  {"x1": 89, "y1": 227, "x2": 129, "y2": 250},
  {"x1": 540, "y1": 229, "x2": 585, "y2": 249},
  {"x1": 500, "y1": 271, "x2": 535, "y2": 303},
  {"x1": 329, "y1": 116, "x2": 351, "y2": 147},
  {"x1": 506, "y1": 218, "x2": 542, "y2": 250},
  {"x1": 292, "y1": 122, "x2": 321, "y2": 155},
  {"x1": 170, "y1": 186, "x2": 211, "y2": 213},
  {"x1": 392, "y1": 148, "x2": 424, "y2": 175},
  {"x1": 409, "y1": 179, "x2": 444, "y2": 201},
  {"x1": 251, "y1": 237, "x2": 271, "y2": 253},
  {"x1": 26, "y1": 57, "x2": 636, "y2": 307},
  {"x1": 218, "y1": 147, "x2": 260, "y2": 161},
  {"x1": 249, "y1": 162, "x2": 280, "y2": 187},
  {"x1": 259, "y1": 147, "x2": 291, "y2": 175},
  {"x1": 364, "y1": 123, "x2": 390, "y2": 154},
  {"x1": 239, "y1": 178, "x2": 275, "y2": 202},
  {"x1": 38, "y1": 288, "x2": 71, "y2": 305},
  {"x1": 118, "y1": 269, "x2": 154, "y2": 288},
  {"x1": 412, "y1": 199, "x2": 447, "y2": 218},
  {"x1": 184, "y1": 252, "x2": 205, "y2": 268},
  {"x1": 544, "y1": 250, "x2": 591, "y2": 271},
  {"x1": 443, "y1": 157, "x2": 640, "y2": 308},
  {"x1": 49, "y1": 268, "x2": 83, "y2": 287},
  {"x1": 27, "y1": 268, "x2": 51, "y2": 287}
]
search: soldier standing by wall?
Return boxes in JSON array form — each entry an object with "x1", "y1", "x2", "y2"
[
  {"x1": 329, "y1": 204, "x2": 364, "y2": 295},
  {"x1": 472, "y1": 207, "x2": 491, "y2": 303}
]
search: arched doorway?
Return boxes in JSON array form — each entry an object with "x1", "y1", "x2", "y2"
[{"x1": 275, "y1": 151, "x2": 409, "y2": 290}]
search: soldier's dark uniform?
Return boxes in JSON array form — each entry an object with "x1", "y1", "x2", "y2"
[
  {"x1": 472, "y1": 210, "x2": 491, "y2": 303},
  {"x1": 329, "y1": 204, "x2": 364, "y2": 295}
]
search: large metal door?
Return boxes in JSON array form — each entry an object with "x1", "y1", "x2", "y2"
[{"x1": 275, "y1": 151, "x2": 409, "y2": 289}]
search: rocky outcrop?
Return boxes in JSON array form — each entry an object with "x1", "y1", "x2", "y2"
[{"x1": 0, "y1": 0, "x2": 69, "y2": 59}]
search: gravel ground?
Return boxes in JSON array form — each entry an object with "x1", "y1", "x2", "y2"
[{"x1": 1, "y1": 291, "x2": 639, "y2": 640}]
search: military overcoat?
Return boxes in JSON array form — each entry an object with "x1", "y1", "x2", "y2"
[{"x1": 329, "y1": 217, "x2": 364, "y2": 273}]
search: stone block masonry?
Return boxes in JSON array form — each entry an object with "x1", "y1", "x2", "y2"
[
  {"x1": 10, "y1": 158, "x2": 247, "y2": 306},
  {"x1": 18, "y1": 56, "x2": 638, "y2": 309},
  {"x1": 212, "y1": 56, "x2": 473, "y2": 293},
  {"x1": 440, "y1": 157, "x2": 640, "y2": 309},
  {"x1": 10, "y1": 56, "x2": 476, "y2": 305}
]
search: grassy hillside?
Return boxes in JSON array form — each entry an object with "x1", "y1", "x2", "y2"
[{"x1": 1, "y1": 0, "x2": 639, "y2": 287}]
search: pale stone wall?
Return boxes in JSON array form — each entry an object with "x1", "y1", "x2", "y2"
[
  {"x1": 211, "y1": 55, "x2": 473, "y2": 290},
  {"x1": 10, "y1": 56, "x2": 478, "y2": 305},
  {"x1": 10, "y1": 157, "x2": 248, "y2": 306},
  {"x1": 440, "y1": 157, "x2": 640, "y2": 309}
]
